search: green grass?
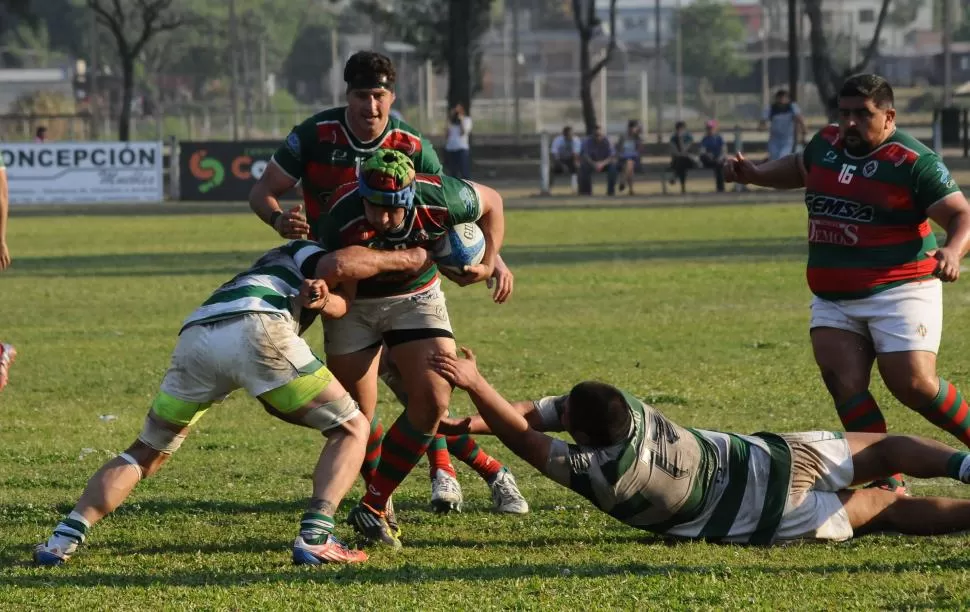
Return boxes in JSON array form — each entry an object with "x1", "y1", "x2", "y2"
[{"x1": 3, "y1": 203, "x2": 970, "y2": 610}]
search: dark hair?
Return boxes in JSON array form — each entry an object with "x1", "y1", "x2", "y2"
[
  {"x1": 839, "y1": 73, "x2": 894, "y2": 109},
  {"x1": 775, "y1": 89, "x2": 789, "y2": 98},
  {"x1": 36, "y1": 126, "x2": 47, "y2": 136},
  {"x1": 343, "y1": 51, "x2": 396, "y2": 88},
  {"x1": 566, "y1": 381, "x2": 633, "y2": 446},
  {"x1": 628, "y1": 119, "x2": 639, "y2": 129},
  {"x1": 675, "y1": 121, "x2": 686, "y2": 129}
]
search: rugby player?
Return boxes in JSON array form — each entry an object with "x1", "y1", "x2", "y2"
[
  {"x1": 33, "y1": 241, "x2": 431, "y2": 566},
  {"x1": 248, "y1": 50, "x2": 525, "y2": 515},
  {"x1": 724, "y1": 74, "x2": 970, "y2": 494},
  {"x1": 432, "y1": 347, "x2": 970, "y2": 545}
]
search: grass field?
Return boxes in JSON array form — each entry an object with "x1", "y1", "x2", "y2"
[{"x1": 3, "y1": 202, "x2": 970, "y2": 610}]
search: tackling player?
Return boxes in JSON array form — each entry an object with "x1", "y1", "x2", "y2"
[
  {"x1": 33, "y1": 241, "x2": 431, "y2": 566},
  {"x1": 432, "y1": 347, "x2": 970, "y2": 545}
]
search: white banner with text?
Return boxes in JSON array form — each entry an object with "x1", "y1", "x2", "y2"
[{"x1": 0, "y1": 141, "x2": 164, "y2": 204}]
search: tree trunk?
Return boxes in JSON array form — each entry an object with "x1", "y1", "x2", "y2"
[
  {"x1": 578, "y1": 33, "x2": 596, "y2": 134},
  {"x1": 119, "y1": 55, "x2": 134, "y2": 141},
  {"x1": 447, "y1": 0, "x2": 472, "y2": 112},
  {"x1": 805, "y1": 0, "x2": 893, "y2": 121}
]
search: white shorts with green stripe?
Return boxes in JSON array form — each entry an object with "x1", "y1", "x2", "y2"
[{"x1": 153, "y1": 312, "x2": 339, "y2": 426}]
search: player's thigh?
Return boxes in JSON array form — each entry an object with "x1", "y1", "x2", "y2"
[
  {"x1": 326, "y1": 345, "x2": 382, "y2": 421},
  {"x1": 837, "y1": 488, "x2": 897, "y2": 536},
  {"x1": 810, "y1": 299, "x2": 875, "y2": 395},
  {"x1": 866, "y1": 280, "x2": 942, "y2": 356},
  {"x1": 388, "y1": 335, "x2": 456, "y2": 430},
  {"x1": 260, "y1": 377, "x2": 363, "y2": 437}
]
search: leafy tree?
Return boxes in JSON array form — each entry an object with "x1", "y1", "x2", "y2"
[
  {"x1": 87, "y1": 0, "x2": 183, "y2": 140},
  {"x1": 668, "y1": 0, "x2": 749, "y2": 82}
]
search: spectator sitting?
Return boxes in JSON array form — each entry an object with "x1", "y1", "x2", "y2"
[
  {"x1": 616, "y1": 119, "x2": 644, "y2": 195},
  {"x1": 578, "y1": 124, "x2": 617, "y2": 196},
  {"x1": 699, "y1": 120, "x2": 726, "y2": 192},
  {"x1": 549, "y1": 125, "x2": 582, "y2": 193},
  {"x1": 668, "y1": 121, "x2": 695, "y2": 194}
]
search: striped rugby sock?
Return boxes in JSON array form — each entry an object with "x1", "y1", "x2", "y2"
[
  {"x1": 362, "y1": 413, "x2": 433, "y2": 510},
  {"x1": 299, "y1": 512, "x2": 335, "y2": 545},
  {"x1": 446, "y1": 435, "x2": 503, "y2": 483},
  {"x1": 361, "y1": 418, "x2": 384, "y2": 483},
  {"x1": 427, "y1": 435, "x2": 456, "y2": 478},
  {"x1": 919, "y1": 378, "x2": 970, "y2": 447}
]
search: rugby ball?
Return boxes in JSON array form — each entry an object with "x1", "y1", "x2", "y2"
[{"x1": 432, "y1": 222, "x2": 486, "y2": 274}]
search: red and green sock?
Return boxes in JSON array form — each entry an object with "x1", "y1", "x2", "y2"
[
  {"x1": 362, "y1": 413, "x2": 433, "y2": 510},
  {"x1": 919, "y1": 378, "x2": 970, "y2": 447},
  {"x1": 837, "y1": 391, "x2": 903, "y2": 487},
  {"x1": 361, "y1": 418, "x2": 384, "y2": 483},
  {"x1": 446, "y1": 434, "x2": 504, "y2": 483},
  {"x1": 427, "y1": 435, "x2": 457, "y2": 478}
]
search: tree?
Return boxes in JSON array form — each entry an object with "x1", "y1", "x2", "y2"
[
  {"x1": 88, "y1": 0, "x2": 183, "y2": 141},
  {"x1": 572, "y1": 0, "x2": 618, "y2": 134},
  {"x1": 353, "y1": 0, "x2": 492, "y2": 112},
  {"x1": 804, "y1": 0, "x2": 892, "y2": 120},
  {"x1": 668, "y1": 0, "x2": 749, "y2": 114}
]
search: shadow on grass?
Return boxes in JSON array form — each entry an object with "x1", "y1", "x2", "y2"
[
  {"x1": 6, "y1": 237, "x2": 806, "y2": 279},
  {"x1": 5, "y1": 555, "x2": 970, "y2": 588}
]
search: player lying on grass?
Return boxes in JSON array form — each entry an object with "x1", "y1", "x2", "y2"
[
  {"x1": 34, "y1": 240, "x2": 433, "y2": 567},
  {"x1": 432, "y1": 347, "x2": 970, "y2": 544}
]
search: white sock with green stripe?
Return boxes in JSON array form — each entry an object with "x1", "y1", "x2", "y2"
[
  {"x1": 47, "y1": 511, "x2": 90, "y2": 552},
  {"x1": 300, "y1": 512, "x2": 335, "y2": 545}
]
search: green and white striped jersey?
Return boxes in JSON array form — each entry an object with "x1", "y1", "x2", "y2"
[
  {"x1": 180, "y1": 240, "x2": 326, "y2": 333},
  {"x1": 537, "y1": 391, "x2": 793, "y2": 545}
]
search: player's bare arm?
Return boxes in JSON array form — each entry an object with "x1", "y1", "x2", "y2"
[
  {"x1": 462, "y1": 182, "x2": 505, "y2": 283},
  {"x1": 249, "y1": 161, "x2": 310, "y2": 239},
  {"x1": 313, "y1": 245, "x2": 431, "y2": 286},
  {"x1": 301, "y1": 278, "x2": 357, "y2": 319},
  {"x1": 723, "y1": 152, "x2": 805, "y2": 189},
  {"x1": 437, "y1": 399, "x2": 552, "y2": 435},
  {"x1": 926, "y1": 192, "x2": 970, "y2": 282},
  {"x1": 430, "y1": 347, "x2": 552, "y2": 472}
]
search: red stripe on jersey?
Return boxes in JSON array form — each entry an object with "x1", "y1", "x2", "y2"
[
  {"x1": 327, "y1": 182, "x2": 359, "y2": 214},
  {"x1": 807, "y1": 259, "x2": 938, "y2": 294},
  {"x1": 315, "y1": 121, "x2": 351, "y2": 146},
  {"x1": 818, "y1": 125, "x2": 840, "y2": 144},
  {"x1": 809, "y1": 165, "x2": 915, "y2": 210},
  {"x1": 808, "y1": 219, "x2": 932, "y2": 248},
  {"x1": 306, "y1": 163, "x2": 356, "y2": 209},
  {"x1": 415, "y1": 174, "x2": 443, "y2": 187},
  {"x1": 379, "y1": 129, "x2": 423, "y2": 155},
  {"x1": 871, "y1": 142, "x2": 921, "y2": 167}
]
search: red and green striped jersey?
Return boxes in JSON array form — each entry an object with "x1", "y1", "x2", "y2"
[
  {"x1": 317, "y1": 175, "x2": 483, "y2": 298},
  {"x1": 270, "y1": 107, "x2": 443, "y2": 238},
  {"x1": 801, "y1": 125, "x2": 959, "y2": 300}
]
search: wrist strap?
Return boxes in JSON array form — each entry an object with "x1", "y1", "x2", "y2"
[{"x1": 268, "y1": 210, "x2": 283, "y2": 228}]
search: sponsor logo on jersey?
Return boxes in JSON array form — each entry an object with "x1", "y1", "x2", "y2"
[
  {"x1": 808, "y1": 218, "x2": 860, "y2": 246},
  {"x1": 862, "y1": 160, "x2": 878, "y2": 178},
  {"x1": 805, "y1": 192, "x2": 874, "y2": 222},
  {"x1": 823, "y1": 150, "x2": 838, "y2": 164},
  {"x1": 458, "y1": 185, "x2": 476, "y2": 216},
  {"x1": 285, "y1": 132, "x2": 301, "y2": 159},
  {"x1": 937, "y1": 161, "x2": 953, "y2": 186}
]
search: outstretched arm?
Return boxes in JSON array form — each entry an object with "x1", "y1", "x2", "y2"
[
  {"x1": 313, "y1": 246, "x2": 431, "y2": 285},
  {"x1": 430, "y1": 348, "x2": 553, "y2": 472}
]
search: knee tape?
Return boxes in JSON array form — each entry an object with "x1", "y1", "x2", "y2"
[
  {"x1": 302, "y1": 394, "x2": 360, "y2": 433},
  {"x1": 118, "y1": 452, "x2": 145, "y2": 480},
  {"x1": 137, "y1": 416, "x2": 187, "y2": 454}
]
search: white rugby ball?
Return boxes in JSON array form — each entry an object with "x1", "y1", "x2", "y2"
[{"x1": 432, "y1": 222, "x2": 486, "y2": 274}]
